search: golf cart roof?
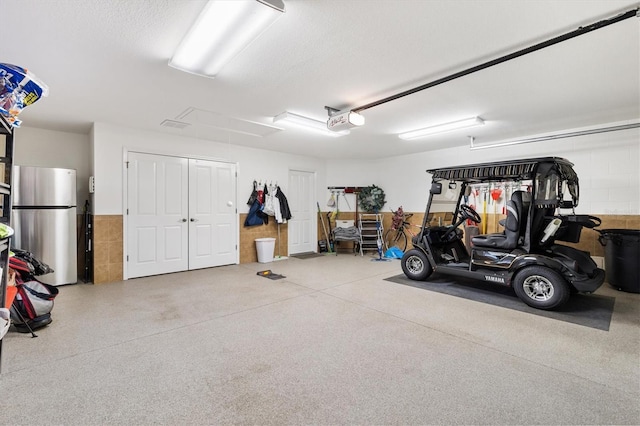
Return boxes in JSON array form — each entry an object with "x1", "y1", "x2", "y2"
[{"x1": 427, "y1": 156, "x2": 578, "y2": 183}]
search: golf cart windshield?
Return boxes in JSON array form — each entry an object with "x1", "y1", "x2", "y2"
[{"x1": 428, "y1": 180, "x2": 459, "y2": 224}]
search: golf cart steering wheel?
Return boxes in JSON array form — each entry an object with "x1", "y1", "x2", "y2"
[
  {"x1": 440, "y1": 204, "x2": 482, "y2": 242},
  {"x1": 460, "y1": 204, "x2": 481, "y2": 224}
]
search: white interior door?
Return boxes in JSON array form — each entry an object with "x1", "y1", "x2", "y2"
[
  {"x1": 188, "y1": 159, "x2": 237, "y2": 270},
  {"x1": 288, "y1": 170, "x2": 315, "y2": 254},
  {"x1": 127, "y1": 152, "x2": 189, "y2": 278}
]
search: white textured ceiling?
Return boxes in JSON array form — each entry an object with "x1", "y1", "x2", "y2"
[{"x1": 3, "y1": 0, "x2": 639, "y2": 159}]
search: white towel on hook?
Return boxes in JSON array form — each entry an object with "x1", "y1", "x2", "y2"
[{"x1": 263, "y1": 184, "x2": 276, "y2": 216}]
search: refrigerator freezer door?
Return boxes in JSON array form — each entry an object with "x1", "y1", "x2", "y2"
[
  {"x1": 12, "y1": 207, "x2": 78, "y2": 286},
  {"x1": 13, "y1": 166, "x2": 77, "y2": 207}
]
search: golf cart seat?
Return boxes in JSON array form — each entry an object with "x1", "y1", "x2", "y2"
[{"x1": 472, "y1": 191, "x2": 529, "y2": 250}]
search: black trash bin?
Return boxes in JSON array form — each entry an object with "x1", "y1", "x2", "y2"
[{"x1": 598, "y1": 229, "x2": 640, "y2": 293}]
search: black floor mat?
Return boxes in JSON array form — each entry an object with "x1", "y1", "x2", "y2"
[
  {"x1": 257, "y1": 270, "x2": 286, "y2": 280},
  {"x1": 384, "y1": 273, "x2": 615, "y2": 331},
  {"x1": 291, "y1": 252, "x2": 325, "y2": 259}
]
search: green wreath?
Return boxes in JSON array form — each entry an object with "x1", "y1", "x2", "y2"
[{"x1": 358, "y1": 185, "x2": 386, "y2": 212}]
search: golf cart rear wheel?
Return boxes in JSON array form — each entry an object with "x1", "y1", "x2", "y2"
[
  {"x1": 401, "y1": 249, "x2": 433, "y2": 281},
  {"x1": 513, "y1": 266, "x2": 570, "y2": 310}
]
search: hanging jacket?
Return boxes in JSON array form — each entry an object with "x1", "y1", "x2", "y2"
[
  {"x1": 276, "y1": 186, "x2": 292, "y2": 222},
  {"x1": 273, "y1": 186, "x2": 283, "y2": 223},
  {"x1": 256, "y1": 184, "x2": 270, "y2": 224},
  {"x1": 244, "y1": 199, "x2": 264, "y2": 227},
  {"x1": 246, "y1": 180, "x2": 258, "y2": 206}
]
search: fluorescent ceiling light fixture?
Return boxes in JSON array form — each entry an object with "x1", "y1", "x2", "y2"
[
  {"x1": 399, "y1": 117, "x2": 484, "y2": 140},
  {"x1": 469, "y1": 119, "x2": 640, "y2": 150},
  {"x1": 273, "y1": 112, "x2": 350, "y2": 137},
  {"x1": 169, "y1": 0, "x2": 285, "y2": 78}
]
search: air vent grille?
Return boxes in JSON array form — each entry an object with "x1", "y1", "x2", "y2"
[{"x1": 160, "y1": 119, "x2": 190, "y2": 129}]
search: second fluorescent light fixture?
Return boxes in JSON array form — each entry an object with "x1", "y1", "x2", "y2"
[
  {"x1": 399, "y1": 117, "x2": 485, "y2": 140},
  {"x1": 274, "y1": 112, "x2": 349, "y2": 137},
  {"x1": 169, "y1": 0, "x2": 285, "y2": 78}
]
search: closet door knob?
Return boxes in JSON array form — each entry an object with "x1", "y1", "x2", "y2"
[
  {"x1": 180, "y1": 218, "x2": 187, "y2": 222},
  {"x1": 190, "y1": 218, "x2": 198, "y2": 222}
]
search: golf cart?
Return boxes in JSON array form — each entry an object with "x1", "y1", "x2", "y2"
[{"x1": 401, "y1": 157, "x2": 604, "y2": 310}]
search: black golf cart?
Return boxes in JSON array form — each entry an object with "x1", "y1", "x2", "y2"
[{"x1": 401, "y1": 157, "x2": 605, "y2": 310}]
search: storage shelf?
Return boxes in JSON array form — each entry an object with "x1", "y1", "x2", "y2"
[
  {"x1": 358, "y1": 214, "x2": 383, "y2": 252},
  {"x1": 0, "y1": 114, "x2": 14, "y2": 373},
  {"x1": 0, "y1": 116, "x2": 11, "y2": 134}
]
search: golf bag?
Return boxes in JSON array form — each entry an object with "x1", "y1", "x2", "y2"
[
  {"x1": 8, "y1": 253, "x2": 58, "y2": 333},
  {"x1": 9, "y1": 280, "x2": 58, "y2": 332}
]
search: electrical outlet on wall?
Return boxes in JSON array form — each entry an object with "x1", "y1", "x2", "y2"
[{"x1": 89, "y1": 176, "x2": 95, "y2": 193}]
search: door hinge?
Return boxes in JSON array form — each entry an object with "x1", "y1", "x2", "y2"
[
  {"x1": 126, "y1": 208, "x2": 129, "y2": 215},
  {"x1": 126, "y1": 255, "x2": 129, "y2": 261},
  {"x1": 125, "y1": 161, "x2": 129, "y2": 168}
]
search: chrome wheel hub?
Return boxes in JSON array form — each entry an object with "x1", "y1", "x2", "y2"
[
  {"x1": 406, "y1": 256, "x2": 424, "y2": 274},
  {"x1": 522, "y1": 274, "x2": 554, "y2": 301}
]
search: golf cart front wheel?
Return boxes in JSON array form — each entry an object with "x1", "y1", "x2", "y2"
[
  {"x1": 401, "y1": 249, "x2": 433, "y2": 281},
  {"x1": 513, "y1": 266, "x2": 570, "y2": 310}
]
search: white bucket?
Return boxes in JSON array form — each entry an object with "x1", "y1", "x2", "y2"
[{"x1": 255, "y1": 238, "x2": 276, "y2": 263}]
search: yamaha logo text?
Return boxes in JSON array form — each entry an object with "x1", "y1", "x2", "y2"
[{"x1": 484, "y1": 275, "x2": 505, "y2": 284}]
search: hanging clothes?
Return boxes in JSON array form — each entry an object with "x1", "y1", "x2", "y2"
[
  {"x1": 272, "y1": 186, "x2": 283, "y2": 223},
  {"x1": 263, "y1": 183, "x2": 276, "y2": 216},
  {"x1": 256, "y1": 183, "x2": 269, "y2": 225},
  {"x1": 275, "y1": 186, "x2": 292, "y2": 223},
  {"x1": 244, "y1": 199, "x2": 264, "y2": 227},
  {"x1": 257, "y1": 183, "x2": 264, "y2": 205},
  {"x1": 246, "y1": 180, "x2": 258, "y2": 206}
]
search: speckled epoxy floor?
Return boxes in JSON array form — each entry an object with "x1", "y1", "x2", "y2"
[{"x1": 1, "y1": 255, "x2": 639, "y2": 424}]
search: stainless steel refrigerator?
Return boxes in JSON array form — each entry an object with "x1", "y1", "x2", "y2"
[{"x1": 12, "y1": 166, "x2": 77, "y2": 286}]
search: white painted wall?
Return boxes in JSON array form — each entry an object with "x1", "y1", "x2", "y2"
[
  {"x1": 326, "y1": 127, "x2": 640, "y2": 215},
  {"x1": 17, "y1": 123, "x2": 639, "y2": 220},
  {"x1": 91, "y1": 122, "x2": 327, "y2": 216},
  {"x1": 14, "y1": 126, "x2": 91, "y2": 207}
]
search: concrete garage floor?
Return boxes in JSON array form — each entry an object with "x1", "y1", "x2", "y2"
[{"x1": 1, "y1": 255, "x2": 639, "y2": 425}]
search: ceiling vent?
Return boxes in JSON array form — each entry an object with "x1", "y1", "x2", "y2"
[
  {"x1": 177, "y1": 107, "x2": 281, "y2": 137},
  {"x1": 160, "y1": 119, "x2": 190, "y2": 129}
]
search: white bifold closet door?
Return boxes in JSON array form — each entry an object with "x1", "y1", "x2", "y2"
[
  {"x1": 188, "y1": 159, "x2": 237, "y2": 270},
  {"x1": 126, "y1": 152, "x2": 237, "y2": 279},
  {"x1": 127, "y1": 152, "x2": 189, "y2": 278}
]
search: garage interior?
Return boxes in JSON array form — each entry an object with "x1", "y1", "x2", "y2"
[{"x1": 0, "y1": 0, "x2": 639, "y2": 424}]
